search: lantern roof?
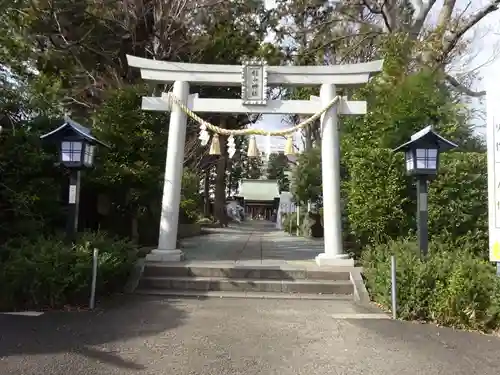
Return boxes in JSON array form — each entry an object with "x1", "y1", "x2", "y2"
[
  {"x1": 40, "y1": 116, "x2": 109, "y2": 148},
  {"x1": 393, "y1": 126, "x2": 458, "y2": 153}
]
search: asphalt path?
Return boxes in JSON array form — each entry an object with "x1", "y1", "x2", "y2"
[{"x1": 1, "y1": 295, "x2": 499, "y2": 375}]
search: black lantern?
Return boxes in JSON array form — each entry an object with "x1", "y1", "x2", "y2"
[
  {"x1": 40, "y1": 117, "x2": 107, "y2": 169},
  {"x1": 394, "y1": 126, "x2": 458, "y2": 257},
  {"x1": 40, "y1": 116, "x2": 109, "y2": 241},
  {"x1": 394, "y1": 126, "x2": 457, "y2": 176}
]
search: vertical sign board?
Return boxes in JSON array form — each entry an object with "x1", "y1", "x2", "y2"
[
  {"x1": 487, "y1": 75, "x2": 500, "y2": 263},
  {"x1": 241, "y1": 59, "x2": 268, "y2": 105}
]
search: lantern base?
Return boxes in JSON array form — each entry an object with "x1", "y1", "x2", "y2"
[
  {"x1": 146, "y1": 249, "x2": 184, "y2": 262},
  {"x1": 315, "y1": 253, "x2": 354, "y2": 267}
]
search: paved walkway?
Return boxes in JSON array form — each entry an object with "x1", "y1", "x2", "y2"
[
  {"x1": 181, "y1": 221, "x2": 325, "y2": 265},
  {"x1": 1, "y1": 295, "x2": 500, "y2": 375},
  {"x1": 5, "y1": 223, "x2": 498, "y2": 374}
]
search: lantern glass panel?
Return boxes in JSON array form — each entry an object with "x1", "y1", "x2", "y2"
[
  {"x1": 61, "y1": 141, "x2": 83, "y2": 162},
  {"x1": 416, "y1": 148, "x2": 438, "y2": 170},
  {"x1": 83, "y1": 144, "x2": 95, "y2": 166},
  {"x1": 405, "y1": 150, "x2": 414, "y2": 171}
]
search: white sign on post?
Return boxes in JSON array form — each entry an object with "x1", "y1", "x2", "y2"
[
  {"x1": 487, "y1": 73, "x2": 500, "y2": 262},
  {"x1": 69, "y1": 185, "x2": 77, "y2": 204}
]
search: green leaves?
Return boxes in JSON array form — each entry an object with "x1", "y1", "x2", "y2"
[
  {"x1": 428, "y1": 153, "x2": 488, "y2": 258},
  {"x1": 362, "y1": 239, "x2": 500, "y2": 332},
  {"x1": 342, "y1": 42, "x2": 479, "y2": 153},
  {"x1": 267, "y1": 152, "x2": 290, "y2": 193},
  {"x1": 0, "y1": 118, "x2": 67, "y2": 243},
  {"x1": 344, "y1": 148, "x2": 412, "y2": 246},
  {"x1": 0, "y1": 231, "x2": 138, "y2": 311},
  {"x1": 291, "y1": 147, "x2": 322, "y2": 205}
]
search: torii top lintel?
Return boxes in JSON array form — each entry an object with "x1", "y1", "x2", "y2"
[{"x1": 126, "y1": 55, "x2": 383, "y2": 87}]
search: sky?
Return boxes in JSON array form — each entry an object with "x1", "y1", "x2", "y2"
[{"x1": 252, "y1": 0, "x2": 500, "y2": 151}]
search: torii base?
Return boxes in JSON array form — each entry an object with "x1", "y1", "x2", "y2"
[
  {"x1": 315, "y1": 253, "x2": 354, "y2": 267},
  {"x1": 146, "y1": 249, "x2": 184, "y2": 262}
]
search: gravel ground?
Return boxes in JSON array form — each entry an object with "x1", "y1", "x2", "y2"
[{"x1": 1, "y1": 295, "x2": 500, "y2": 375}]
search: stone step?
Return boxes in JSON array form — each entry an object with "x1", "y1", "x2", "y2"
[
  {"x1": 135, "y1": 289, "x2": 353, "y2": 300},
  {"x1": 142, "y1": 263, "x2": 351, "y2": 281},
  {"x1": 139, "y1": 276, "x2": 353, "y2": 295}
]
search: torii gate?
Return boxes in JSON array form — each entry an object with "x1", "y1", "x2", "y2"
[{"x1": 127, "y1": 55, "x2": 383, "y2": 266}]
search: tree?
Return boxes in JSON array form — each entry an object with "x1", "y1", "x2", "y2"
[
  {"x1": 89, "y1": 85, "x2": 170, "y2": 241},
  {"x1": 291, "y1": 147, "x2": 322, "y2": 206},
  {"x1": 342, "y1": 42, "x2": 482, "y2": 152},
  {"x1": 273, "y1": 0, "x2": 500, "y2": 97},
  {"x1": 267, "y1": 152, "x2": 290, "y2": 192},
  {"x1": 0, "y1": 116, "x2": 67, "y2": 243}
]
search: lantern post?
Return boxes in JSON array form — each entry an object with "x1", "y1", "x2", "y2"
[{"x1": 394, "y1": 126, "x2": 458, "y2": 257}]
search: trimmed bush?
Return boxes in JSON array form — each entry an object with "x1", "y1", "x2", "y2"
[
  {"x1": 428, "y1": 152, "x2": 487, "y2": 258},
  {"x1": 345, "y1": 149, "x2": 487, "y2": 256},
  {"x1": 0, "y1": 231, "x2": 138, "y2": 311},
  {"x1": 362, "y1": 239, "x2": 500, "y2": 332},
  {"x1": 344, "y1": 148, "x2": 413, "y2": 246}
]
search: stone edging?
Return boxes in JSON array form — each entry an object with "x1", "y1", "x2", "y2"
[{"x1": 350, "y1": 267, "x2": 371, "y2": 305}]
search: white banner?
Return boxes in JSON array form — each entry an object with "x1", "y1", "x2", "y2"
[{"x1": 486, "y1": 68, "x2": 500, "y2": 262}]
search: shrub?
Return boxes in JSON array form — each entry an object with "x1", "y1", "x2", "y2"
[
  {"x1": 197, "y1": 217, "x2": 214, "y2": 225},
  {"x1": 179, "y1": 169, "x2": 202, "y2": 224},
  {"x1": 282, "y1": 209, "x2": 308, "y2": 235},
  {"x1": 344, "y1": 148, "x2": 413, "y2": 247},
  {"x1": 282, "y1": 212, "x2": 298, "y2": 235},
  {"x1": 362, "y1": 239, "x2": 500, "y2": 332},
  {"x1": 179, "y1": 199, "x2": 199, "y2": 224},
  {"x1": 344, "y1": 149, "x2": 487, "y2": 255},
  {"x1": 0, "y1": 231, "x2": 138, "y2": 311},
  {"x1": 428, "y1": 152, "x2": 487, "y2": 258}
]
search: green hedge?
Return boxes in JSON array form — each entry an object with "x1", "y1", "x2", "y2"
[
  {"x1": 344, "y1": 148, "x2": 413, "y2": 246},
  {"x1": 0, "y1": 231, "x2": 138, "y2": 311},
  {"x1": 362, "y1": 239, "x2": 500, "y2": 332},
  {"x1": 428, "y1": 152, "x2": 487, "y2": 258},
  {"x1": 345, "y1": 149, "x2": 487, "y2": 255}
]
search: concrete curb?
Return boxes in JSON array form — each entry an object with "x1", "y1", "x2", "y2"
[
  {"x1": 350, "y1": 267, "x2": 371, "y2": 305},
  {"x1": 124, "y1": 258, "x2": 146, "y2": 294}
]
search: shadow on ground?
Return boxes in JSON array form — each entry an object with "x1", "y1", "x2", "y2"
[
  {"x1": 347, "y1": 318, "x2": 500, "y2": 371},
  {"x1": 0, "y1": 295, "x2": 186, "y2": 371}
]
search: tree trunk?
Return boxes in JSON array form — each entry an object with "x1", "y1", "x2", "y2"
[
  {"x1": 311, "y1": 121, "x2": 321, "y2": 146},
  {"x1": 131, "y1": 209, "x2": 140, "y2": 244},
  {"x1": 203, "y1": 168, "x2": 211, "y2": 217},
  {"x1": 303, "y1": 122, "x2": 313, "y2": 151},
  {"x1": 226, "y1": 159, "x2": 233, "y2": 197}
]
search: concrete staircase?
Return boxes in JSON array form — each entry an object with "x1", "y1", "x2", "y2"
[{"x1": 136, "y1": 262, "x2": 362, "y2": 300}]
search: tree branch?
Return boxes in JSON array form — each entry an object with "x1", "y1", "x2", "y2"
[
  {"x1": 441, "y1": 0, "x2": 500, "y2": 60},
  {"x1": 361, "y1": 0, "x2": 392, "y2": 31},
  {"x1": 445, "y1": 73, "x2": 486, "y2": 97},
  {"x1": 411, "y1": 0, "x2": 438, "y2": 36}
]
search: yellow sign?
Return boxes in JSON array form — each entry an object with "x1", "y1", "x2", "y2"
[{"x1": 491, "y1": 241, "x2": 500, "y2": 261}]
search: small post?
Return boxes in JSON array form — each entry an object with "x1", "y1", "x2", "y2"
[
  {"x1": 497, "y1": 262, "x2": 500, "y2": 277},
  {"x1": 296, "y1": 205, "x2": 300, "y2": 236},
  {"x1": 66, "y1": 169, "x2": 81, "y2": 242},
  {"x1": 416, "y1": 177, "x2": 429, "y2": 257},
  {"x1": 391, "y1": 255, "x2": 397, "y2": 319},
  {"x1": 89, "y1": 248, "x2": 99, "y2": 310}
]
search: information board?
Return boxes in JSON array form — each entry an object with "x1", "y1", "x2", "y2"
[{"x1": 487, "y1": 74, "x2": 500, "y2": 262}]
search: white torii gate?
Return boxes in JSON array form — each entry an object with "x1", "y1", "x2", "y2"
[{"x1": 127, "y1": 55, "x2": 383, "y2": 266}]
